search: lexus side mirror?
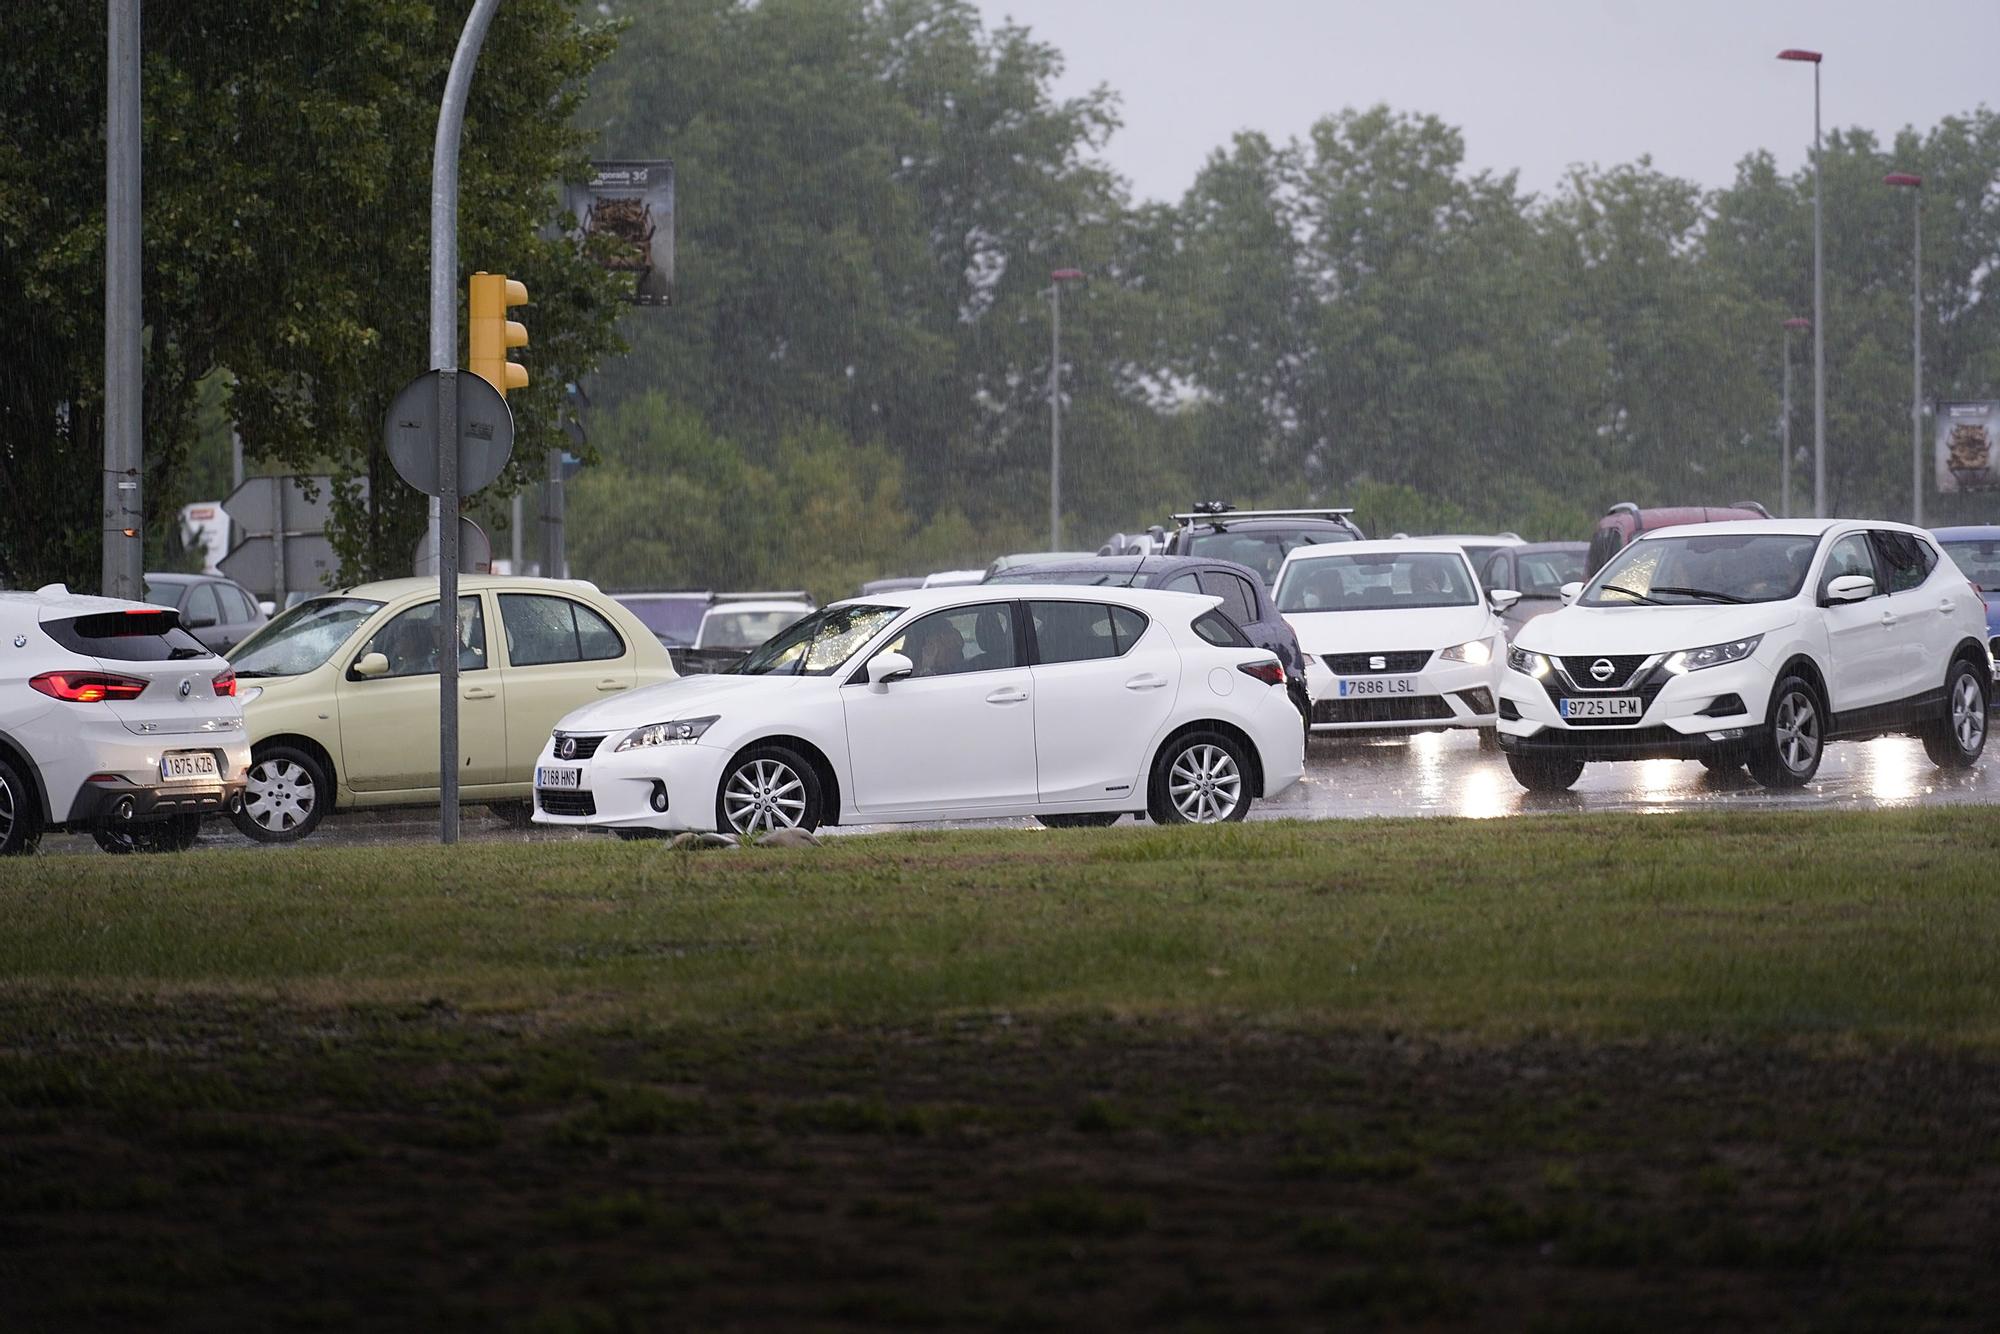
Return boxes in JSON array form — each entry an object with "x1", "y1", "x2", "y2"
[
  {"x1": 1823, "y1": 574, "x2": 1876, "y2": 605},
  {"x1": 867, "y1": 651, "x2": 914, "y2": 686},
  {"x1": 353, "y1": 651, "x2": 391, "y2": 678},
  {"x1": 1559, "y1": 582, "x2": 1583, "y2": 605},
  {"x1": 1488, "y1": 589, "x2": 1522, "y2": 613}
]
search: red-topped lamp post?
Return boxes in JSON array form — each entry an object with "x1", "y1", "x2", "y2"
[
  {"x1": 1778, "y1": 48, "x2": 1826, "y2": 515},
  {"x1": 1782, "y1": 317, "x2": 1811, "y2": 518},
  {"x1": 1885, "y1": 172, "x2": 1924, "y2": 524},
  {"x1": 1047, "y1": 268, "x2": 1086, "y2": 549}
]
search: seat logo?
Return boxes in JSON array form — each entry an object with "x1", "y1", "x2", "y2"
[
  {"x1": 558, "y1": 736, "x2": 576, "y2": 760},
  {"x1": 1368, "y1": 655, "x2": 1386, "y2": 671},
  {"x1": 1590, "y1": 658, "x2": 1616, "y2": 683}
]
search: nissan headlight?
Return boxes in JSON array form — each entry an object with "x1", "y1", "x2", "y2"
[
  {"x1": 1664, "y1": 636, "x2": 1762, "y2": 674},
  {"x1": 238, "y1": 685, "x2": 264, "y2": 705},
  {"x1": 1506, "y1": 644, "x2": 1553, "y2": 678},
  {"x1": 1440, "y1": 638, "x2": 1493, "y2": 666},
  {"x1": 614, "y1": 715, "x2": 720, "y2": 751}
]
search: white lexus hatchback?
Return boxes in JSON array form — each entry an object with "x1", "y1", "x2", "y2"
[
  {"x1": 1498, "y1": 520, "x2": 1989, "y2": 790},
  {"x1": 532, "y1": 586, "x2": 1305, "y2": 834},
  {"x1": 1273, "y1": 540, "x2": 1518, "y2": 736},
  {"x1": 0, "y1": 585, "x2": 249, "y2": 854}
]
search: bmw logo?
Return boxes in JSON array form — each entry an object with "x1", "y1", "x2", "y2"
[
  {"x1": 179, "y1": 679, "x2": 192, "y2": 698},
  {"x1": 11, "y1": 634, "x2": 24, "y2": 648},
  {"x1": 1590, "y1": 658, "x2": 1616, "y2": 683},
  {"x1": 558, "y1": 736, "x2": 576, "y2": 760}
]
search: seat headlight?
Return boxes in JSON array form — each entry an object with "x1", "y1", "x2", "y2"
[
  {"x1": 613, "y1": 715, "x2": 720, "y2": 751},
  {"x1": 1664, "y1": 635, "x2": 1762, "y2": 674},
  {"x1": 1506, "y1": 644, "x2": 1553, "y2": 678},
  {"x1": 1440, "y1": 639, "x2": 1493, "y2": 666}
]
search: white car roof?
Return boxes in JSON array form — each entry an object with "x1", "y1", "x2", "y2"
[
  {"x1": 1275, "y1": 537, "x2": 1481, "y2": 569},
  {"x1": 835, "y1": 583, "x2": 1222, "y2": 615},
  {"x1": 921, "y1": 569, "x2": 986, "y2": 587},
  {"x1": 1628, "y1": 517, "x2": 1894, "y2": 540},
  {"x1": 0, "y1": 585, "x2": 165, "y2": 622}
]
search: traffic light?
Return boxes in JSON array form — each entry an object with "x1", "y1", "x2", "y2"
[{"x1": 468, "y1": 271, "x2": 528, "y2": 396}]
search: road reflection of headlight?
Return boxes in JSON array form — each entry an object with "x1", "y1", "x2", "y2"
[{"x1": 1863, "y1": 737, "x2": 1921, "y2": 803}]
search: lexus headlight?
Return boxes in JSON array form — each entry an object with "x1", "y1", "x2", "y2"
[
  {"x1": 1506, "y1": 644, "x2": 1553, "y2": 678},
  {"x1": 1664, "y1": 636, "x2": 1762, "y2": 674},
  {"x1": 1440, "y1": 639, "x2": 1493, "y2": 666},
  {"x1": 614, "y1": 715, "x2": 720, "y2": 751}
]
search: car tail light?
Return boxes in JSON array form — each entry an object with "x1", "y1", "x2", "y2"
[
  {"x1": 30, "y1": 671, "x2": 148, "y2": 703},
  {"x1": 211, "y1": 670, "x2": 237, "y2": 698},
  {"x1": 1238, "y1": 659, "x2": 1286, "y2": 686}
]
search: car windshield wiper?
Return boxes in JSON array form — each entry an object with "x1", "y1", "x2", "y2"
[
  {"x1": 1649, "y1": 586, "x2": 1747, "y2": 604},
  {"x1": 1595, "y1": 584, "x2": 1662, "y2": 605}
]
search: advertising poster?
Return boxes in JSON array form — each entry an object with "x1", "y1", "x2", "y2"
[
  {"x1": 563, "y1": 160, "x2": 675, "y2": 306},
  {"x1": 1937, "y1": 400, "x2": 2000, "y2": 493}
]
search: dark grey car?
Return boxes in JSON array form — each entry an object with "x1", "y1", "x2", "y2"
[
  {"x1": 1472, "y1": 542, "x2": 1588, "y2": 638},
  {"x1": 984, "y1": 555, "x2": 1312, "y2": 729},
  {"x1": 143, "y1": 572, "x2": 268, "y2": 653}
]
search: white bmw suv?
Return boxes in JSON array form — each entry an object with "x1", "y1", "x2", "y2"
[
  {"x1": 1498, "y1": 520, "x2": 1989, "y2": 790},
  {"x1": 0, "y1": 585, "x2": 249, "y2": 854}
]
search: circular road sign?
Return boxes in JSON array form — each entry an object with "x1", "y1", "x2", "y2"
[{"x1": 384, "y1": 370, "x2": 516, "y2": 498}]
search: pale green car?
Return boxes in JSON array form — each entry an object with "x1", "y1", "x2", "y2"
[{"x1": 224, "y1": 576, "x2": 676, "y2": 841}]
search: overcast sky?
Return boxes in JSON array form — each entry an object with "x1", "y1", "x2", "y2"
[{"x1": 970, "y1": 0, "x2": 2000, "y2": 203}]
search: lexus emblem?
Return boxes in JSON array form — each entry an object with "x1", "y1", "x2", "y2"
[
  {"x1": 178, "y1": 679, "x2": 192, "y2": 698},
  {"x1": 558, "y1": 736, "x2": 576, "y2": 760},
  {"x1": 1590, "y1": 658, "x2": 1616, "y2": 683},
  {"x1": 1368, "y1": 655, "x2": 1386, "y2": 671}
]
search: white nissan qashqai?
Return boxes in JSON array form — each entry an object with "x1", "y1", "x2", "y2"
[
  {"x1": 1498, "y1": 520, "x2": 1989, "y2": 791},
  {"x1": 1273, "y1": 540, "x2": 1517, "y2": 737},
  {"x1": 0, "y1": 585, "x2": 250, "y2": 854},
  {"x1": 532, "y1": 585, "x2": 1306, "y2": 835}
]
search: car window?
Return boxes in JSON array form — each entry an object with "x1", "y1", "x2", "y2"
[
  {"x1": 1029, "y1": 600, "x2": 1145, "y2": 663},
  {"x1": 879, "y1": 602, "x2": 1016, "y2": 678},
  {"x1": 231, "y1": 597, "x2": 384, "y2": 676},
  {"x1": 142, "y1": 581, "x2": 183, "y2": 609},
  {"x1": 1586, "y1": 527, "x2": 1625, "y2": 575},
  {"x1": 224, "y1": 584, "x2": 260, "y2": 621},
  {"x1": 1515, "y1": 550, "x2": 1585, "y2": 596},
  {"x1": 499, "y1": 594, "x2": 625, "y2": 666},
  {"x1": 1480, "y1": 552, "x2": 1511, "y2": 591},
  {"x1": 1184, "y1": 529, "x2": 1347, "y2": 585},
  {"x1": 1869, "y1": 532, "x2": 1933, "y2": 594},
  {"x1": 1191, "y1": 610, "x2": 1250, "y2": 647},
  {"x1": 357, "y1": 596, "x2": 487, "y2": 677},
  {"x1": 1162, "y1": 572, "x2": 1202, "y2": 594},
  {"x1": 1585, "y1": 533, "x2": 1817, "y2": 607},
  {"x1": 744, "y1": 604, "x2": 901, "y2": 677},
  {"x1": 183, "y1": 582, "x2": 221, "y2": 626},
  {"x1": 1277, "y1": 552, "x2": 1478, "y2": 612},
  {"x1": 1819, "y1": 534, "x2": 1880, "y2": 598},
  {"x1": 42, "y1": 609, "x2": 211, "y2": 661},
  {"x1": 1940, "y1": 538, "x2": 2000, "y2": 591},
  {"x1": 1200, "y1": 570, "x2": 1259, "y2": 625}
]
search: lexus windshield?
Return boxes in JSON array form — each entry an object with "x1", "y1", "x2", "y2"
[
  {"x1": 734, "y1": 604, "x2": 900, "y2": 676},
  {"x1": 1583, "y1": 534, "x2": 1816, "y2": 607},
  {"x1": 229, "y1": 597, "x2": 384, "y2": 676},
  {"x1": 1276, "y1": 552, "x2": 1477, "y2": 612}
]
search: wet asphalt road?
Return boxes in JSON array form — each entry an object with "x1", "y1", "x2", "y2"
[{"x1": 41, "y1": 728, "x2": 2000, "y2": 855}]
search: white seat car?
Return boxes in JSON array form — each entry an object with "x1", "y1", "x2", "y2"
[
  {"x1": 1498, "y1": 520, "x2": 1990, "y2": 790},
  {"x1": 0, "y1": 585, "x2": 249, "y2": 854},
  {"x1": 532, "y1": 586, "x2": 1305, "y2": 835},
  {"x1": 1274, "y1": 541, "x2": 1517, "y2": 736}
]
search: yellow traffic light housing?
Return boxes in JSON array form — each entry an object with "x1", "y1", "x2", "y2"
[{"x1": 468, "y1": 271, "x2": 529, "y2": 396}]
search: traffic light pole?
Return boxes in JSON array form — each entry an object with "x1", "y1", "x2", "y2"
[{"x1": 429, "y1": 0, "x2": 503, "y2": 845}]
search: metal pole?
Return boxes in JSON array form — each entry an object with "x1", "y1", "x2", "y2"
[
  {"x1": 431, "y1": 0, "x2": 503, "y2": 846},
  {"x1": 1781, "y1": 332, "x2": 1793, "y2": 520},
  {"x1": 511, "y1": 491, "x2": 523, "y2": 573},
  {"x1": 1049, "y1": 282, "x2": 1061, "y2": 550},
  {"x1": 102, "y1": 0, "x2": 143, "y2": 600},
  {"x1": 543, "y1": 446, "x2": 564, "y2": 578},
  {"x1": 230, "y1": 429, "x2": 244, "y2": 490},
  {"x1": 1811, "y1": 63, "x2": 1826, "y2": 518},
  {"x1": 1912, "y1": 189, "x2": 1923, "y2": 526}
]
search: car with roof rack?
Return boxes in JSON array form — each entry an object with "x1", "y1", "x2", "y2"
[
  {"x1": 1499, "y1": 519, "x2": 1989, "y2": 791},
  {"x1": 1162, "y1": 504, "x2": 1367, "y2": 588}
]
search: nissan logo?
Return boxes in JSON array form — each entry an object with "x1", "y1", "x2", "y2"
[
  {"x1": 558, "y1": 736, "x2": 577, "y2": 761},
  {"x1": 1590, "y1": 658, "x2": 1616, "y2": 683}
]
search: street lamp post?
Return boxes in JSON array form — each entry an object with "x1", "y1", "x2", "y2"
[
  {"x1": 1779, "y1": 48, "x2": 1826, "y2": 516},
  {"x1": 1886, "y1": 172, "x2": 1924, "y2": 525},
  {"x1": 1781, "y1": 317, "x2": 1811, "y2": 519},
  {"x1": 1047, "y1": 268, "x2": 1085, "y2": 550}
]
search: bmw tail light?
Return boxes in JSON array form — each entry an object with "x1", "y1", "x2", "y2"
[
  {"x1": 1238, "y1": 659, "x2": 1286, "y2": 686},
  {"x1": 30, "y1": 671, "x2": 148, "y2": 703},
  {"x1": 211, "y1": 670, "x2": 237, "y2": 698}
]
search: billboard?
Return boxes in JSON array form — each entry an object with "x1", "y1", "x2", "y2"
[
  {"x1": 563, "y1": 160, "x2": 674, "y2": 306},
  {"x1": 1937, "y1": 401, "x2": 2000, "y2": 493}
]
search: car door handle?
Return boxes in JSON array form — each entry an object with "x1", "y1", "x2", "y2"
[
  {"x1": 1124, "y1": 674, "x2": 1169, "y2": 691},
  {"x1": 986, "y1": 687, "x2": 1029, "y2": 704},
  {"x1": 1939, "y1": 600, "x2": 1957, "y2": 615},
  {"x1": 596, "y1": 679, "x2": 629, "y2": 692},
  {"x1": 463, "y1": 686, "x2": 496, "y2": 700}
]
